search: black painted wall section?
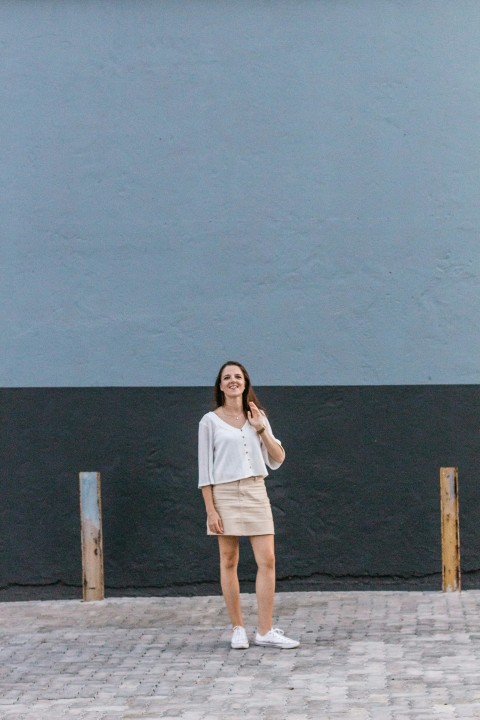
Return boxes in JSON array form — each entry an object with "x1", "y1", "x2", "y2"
[{"x1": 1, "y1": 386, "x2": 479, "y2": 600}]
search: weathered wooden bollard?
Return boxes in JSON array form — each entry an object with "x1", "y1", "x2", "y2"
[
  {"x1": 440, "y1": 467, "x2": 461, "y2": 592},
  {"x1": 79, "y1": 472, "x2": 105, "y2": 601}
]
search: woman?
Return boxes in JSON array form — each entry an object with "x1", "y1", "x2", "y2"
[{"x1": 198, "y1": 361, "x2": 299, "y2": 650}]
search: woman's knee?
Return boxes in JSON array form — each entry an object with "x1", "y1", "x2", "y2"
[
  {"x1": 219, "y1": 546, "x2": 239, "y2": 571},
  {"x1": 256, "y1": 551, "x2": 275, "y2": 571},
  {"x1": 250, "y1": 536, "x2": 275, "y2": 571},
  {"x1": 218, "y1": 537, "x2": 240, "y2": 570}
]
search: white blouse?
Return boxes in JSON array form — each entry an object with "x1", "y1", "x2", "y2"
[{"x1": 198, "y1": 411, "x2": 283, "y2": 488}]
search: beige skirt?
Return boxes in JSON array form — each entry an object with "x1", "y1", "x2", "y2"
[{"x1": 208, "y1": 476, "x2": 275, "y2": 537}]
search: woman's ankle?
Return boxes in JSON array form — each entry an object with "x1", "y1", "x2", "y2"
[{"x1": 257, "y1": 626, "x2": 272, "y2": 636}]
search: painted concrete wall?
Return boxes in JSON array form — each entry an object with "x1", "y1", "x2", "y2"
[
  {"x1": 2, "y1": 1, "x2": 480, "y2": 387},
  {"x1": 2, "y1": 2, "x2": 480, "y2": 599},
  {"x1": 3, "y1": 385, "x2": 480, "y2": 598}
]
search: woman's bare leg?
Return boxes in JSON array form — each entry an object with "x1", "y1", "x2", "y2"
[
  {"x1": 218, "y1": 535, "x2": 243, "y2": 627},
  {"x1": 249, "y1": 534, "x2": 276, "y2": 635}
]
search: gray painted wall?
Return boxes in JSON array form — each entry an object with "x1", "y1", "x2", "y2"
[{"x1": 2, "y1": 1, "x2": 480, "y2": 387}]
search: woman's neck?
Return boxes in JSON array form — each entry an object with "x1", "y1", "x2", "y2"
[{"x1": 223, "y1": 398, "x2": 244, "y2": 415}]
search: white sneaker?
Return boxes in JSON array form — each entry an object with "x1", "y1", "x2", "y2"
[
  {"x1": 255, "y1": 627, "x2": 299, "y2": 649},
  {"x1": 231, "y1": 625, "x2": 249, "y2": 649}
]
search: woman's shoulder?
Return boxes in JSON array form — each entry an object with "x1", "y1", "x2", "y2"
[{"x1": 199, "y1": 411, "x2": 217, "y2": 425}]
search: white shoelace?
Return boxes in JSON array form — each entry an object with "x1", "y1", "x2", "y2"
[{"x1": 266, "y1": 628, "x2": 285, "y2": 638}]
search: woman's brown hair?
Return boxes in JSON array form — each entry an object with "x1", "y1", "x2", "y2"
[{"x1": 214, "y1": 361, "x2": 265, "y2": 416}]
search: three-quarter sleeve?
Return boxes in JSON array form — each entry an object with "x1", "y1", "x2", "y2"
[
  {"x1": 259, "y1": 415, "x2": 283, "y2": 470},
  {"x1": 198, "y1": 419, "x2": 215, "y2": 487}
]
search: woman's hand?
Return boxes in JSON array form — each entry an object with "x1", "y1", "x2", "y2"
[
  {"x1": 247, "y1": 402, "x2": 265, "y2": 432},
  {"x1": 207, "y1": 510, "x2": 224, "y2": 535}
]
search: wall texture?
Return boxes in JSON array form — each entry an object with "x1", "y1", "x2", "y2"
[
  {"x1": 1, "y1": 0, "x2": 479, "y2": 387},
  {"x1": 2, "y1": 385, "x2": 480, "y2": 599},
  {"x1": 1, "y1": 1, "x2": 480, "y2": 598}
]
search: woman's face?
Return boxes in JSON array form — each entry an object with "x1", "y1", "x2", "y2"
[{"x1": 220, "y1": 365, "x2": 245, "y2": 401}]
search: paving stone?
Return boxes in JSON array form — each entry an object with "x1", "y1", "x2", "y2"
[{"x1": 1, "y1": 591, "x2": 480, "y2": 719}]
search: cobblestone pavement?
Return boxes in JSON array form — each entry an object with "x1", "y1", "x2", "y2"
[{"x1": 1, "y1": 590, "x2": 480, "y2": 719}]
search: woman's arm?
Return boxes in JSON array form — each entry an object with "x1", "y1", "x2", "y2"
[
  {"x1": 198, "y1": 419, "x2": 224, "y2": 534},
  {"x1": 201, "y1": 485, "x2": 224, "y2": 534},
  {"x1": 247, "y1": 402, "x2": 285, "y2": 466},
  {"x1": 258, "y1": 426, "x2": 285, "y2": 464}
]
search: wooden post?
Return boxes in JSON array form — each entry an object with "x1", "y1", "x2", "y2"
[
  {"x1": 79, "y1": 472, "x2": 105, "y2": 601},
  {"x1": 440, "y1": 467, "x2": 461, "y2": 592}
]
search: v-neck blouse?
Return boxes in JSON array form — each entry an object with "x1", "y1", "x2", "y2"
[{"x1": 198, "y1": 411, "x2": 282, "y2": 488}]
